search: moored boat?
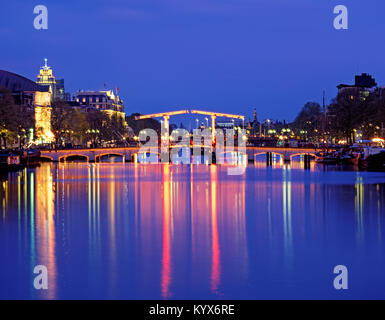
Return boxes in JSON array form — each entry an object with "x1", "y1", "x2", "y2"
[
  {"x1": 20, "y1": 149, "x2": 41, "y2": 165},
  {"x1": 352, "y1": 141, "x2": 385, "y2": 170},
  {"x1": 0, "y1": 152, "x2": 23, "y2": 171},
  {"x1": 315, "y1": 151, "x2": 339, "y2": 164}
]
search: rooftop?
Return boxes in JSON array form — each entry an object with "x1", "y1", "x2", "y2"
[{"x1": 0, "y1": 70, "x2": 49, "y2": 92}]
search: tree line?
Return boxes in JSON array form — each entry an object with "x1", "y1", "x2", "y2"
[
  {"x1": 292, "y1": 87, "x2": 385, "y2": 144},
  {"x1": 51, "y1": 100, "x2": 128, "y2": 147},
  {"x1": 0, "y1": 88, "x2": 34, "y2": 147}
]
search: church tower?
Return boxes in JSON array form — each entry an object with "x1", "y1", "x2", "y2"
[
  {"x1": 37, "y1": 58, "x2": 56, "y2": 100},
  {"x1": 35, "y1": 58, "x2": 55, "y2": 143}
]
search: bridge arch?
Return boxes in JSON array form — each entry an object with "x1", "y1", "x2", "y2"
[
  {"x1": 254, "y1": 152, "x2": 285, "y2": 162},
  {"x1": 59, "y1": 154, "x2": 89, "y2": 162},
  {"x1": 217, "y1": 151, "x2": 248, "y2": 164},
  {"x1": 289, "y1": 153, "x2": 318, "y2": 161},
  {"x1": 95, "y1": 153, "x2": 125, "y2": 163},
  {"x1": 134, "y1": 151, "x2": 160, "y2": 164},
  {"x1": 40, "y1": 155, "x2": 54, "y2": 162}
]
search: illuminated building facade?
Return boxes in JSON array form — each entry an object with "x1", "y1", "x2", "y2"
[
  {"x1": 75, "y1": 90, "x2": 125, "y2": 121},
  {"x1": 0, "y1": 69, "x2": 54, "y2": 143},
  {"x1": 37, "y1": 58, "x2": 70, "y2": 101},
  {"x1": 34, "y1": 90, "x2": 54, "y2": 143}
]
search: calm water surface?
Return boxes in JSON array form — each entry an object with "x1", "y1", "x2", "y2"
[{"x1": 1, "y1": 161, "x2": 385, "y2": 299}]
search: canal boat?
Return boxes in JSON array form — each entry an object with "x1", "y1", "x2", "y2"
[
  {"x1": 0, "y1": 152, "x2": 23, "y2": 171},
  {"x1": 20, "y1": 149, "x2": 41, "y2": 165},
  {"x1": 362, "y1": 151, "x2": 385, "y2": 170},
  {"x1": 359, "y1": 145, "x2": 385, "y2": 170},
  {"x1": 315, "y1": 151, "x2": 339, "y2": 164},
  {"x1": 344, "y1": 141, "x2": 385, "y2": 170},
  {"x1": 338, "y1": 148, "x2": 361, "y2": 165}
]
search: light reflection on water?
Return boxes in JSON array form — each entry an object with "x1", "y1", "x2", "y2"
[{"x1": 1, "y1": 161, "x2": 385, "y2": 299}]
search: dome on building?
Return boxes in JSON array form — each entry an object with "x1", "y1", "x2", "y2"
[{"x1": 0, "y1": 70, "x2": 49, "y2": 92}]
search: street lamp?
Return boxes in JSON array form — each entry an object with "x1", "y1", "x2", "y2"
[
  {"x1": 205, "y1": 117, "x2": 209, "y2": 128},
  {"x1": 196, "y1": 119, "x2": 199, "y2": 129}
]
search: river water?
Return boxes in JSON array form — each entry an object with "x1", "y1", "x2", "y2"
[{"x1": 1, "y1": 161, "x2": 385, "y2": 299}]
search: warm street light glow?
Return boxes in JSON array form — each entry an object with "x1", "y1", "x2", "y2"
[
  {"x1": 190, "y1": 110, "x2": 244, "y2": 120},
  {"x1": 135, "y1": 110, "x2": 189, "y2": 120}
]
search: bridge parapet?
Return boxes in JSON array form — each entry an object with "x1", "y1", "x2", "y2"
[
  {"x1": 246, "y1": 147, "x2": 321, "y2": 162},
  {"x1": 40, "y1": 147, "x2": 141, "y2": 162}
]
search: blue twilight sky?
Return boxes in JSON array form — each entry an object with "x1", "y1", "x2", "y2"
[{"x1": 1, "y1": 0, "x2": 385, "y2": 126}]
